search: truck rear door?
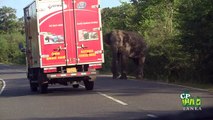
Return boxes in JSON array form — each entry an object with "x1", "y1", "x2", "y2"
[
  {"x1": 38, "y1": 0, "x2": 70, "y2": 67},
  {"x1": 71, "y1": 0, "x2": 104, "y2": 65},
  {"x1": 38, "y1": 0, "x2": 103, "y2": 67}
]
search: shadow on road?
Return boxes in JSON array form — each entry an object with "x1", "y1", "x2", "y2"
[
  {"x1": 15, "y1": 111, "x2": 159, "y2": 120},
  {"x1": 97, "y1": 87, "x2": 213, "y2": 98},
  {"x1": 1, "y1": 76, "x2": 213, "y2": 98},
  {"x1": 0, "y1": 71, "x2": 26, "y2": 75},
  {"x1": 19, "y1": 107, "x2": 213, "y2": 120},
  {"x1": 144, "y1": 107, "x2": 213, "y2": 120},
  {"x1": 1, "y1": 86, "x2": 98, "y2": 98},
  {"x1": 0, "y1": 78, "x2": 97, "y2": 97},
  {"x1": 95, "y1": 77, "x2": 213, "y2": 98}
]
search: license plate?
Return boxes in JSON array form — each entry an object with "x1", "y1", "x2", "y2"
[{"x1": 67, "y1": 67, "x2": 77, "y2": 73}]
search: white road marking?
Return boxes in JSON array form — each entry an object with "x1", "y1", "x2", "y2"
[
  {"x1": 79, "y1": 84, "x2": 85, "y2": 88},
  {"x1": 0, "y1": 79, "x2": 6, "y2": 95},
  {"x1": 147, "y1": 114, "x2": 158, "y2": 118},
  {"x1": 79, "y1": 84, "x2": 128, "y2": 106},
  {"x1": 97, "y1": 92, "x2": 128, "y2": 106}
]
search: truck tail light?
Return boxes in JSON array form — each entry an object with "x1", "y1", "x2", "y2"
[
  {"x1": 44, "y1": 67, "x2": 57, "y2": 73},
  {"x1": 89, "y1": 64, "x2": 102, "y2": 69}
]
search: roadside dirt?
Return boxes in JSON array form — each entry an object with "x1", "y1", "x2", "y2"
[{"x1": 0, "y1": 80, "x2": 3, "y2": 92}]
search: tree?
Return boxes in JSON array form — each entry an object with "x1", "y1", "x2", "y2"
[
  {"x1": 0, "y1": 37, "x2": 8, "y2": 63},
  {"x1": 17, "y1": 17, "x2": 25, "y2": 34},
  {"x1": 102, "y1": 2, "x2": 137, "y2": 32},
  {"x1": 0, "y1": 6, "x2": 17, "y2": 33},
  {"x1": 0, "y1": 6, "x2": 25, "y2": 64},
  {"x1": 178, "y1": 0, "x2": 213, "y2": 82},
  {"x1": 101, "y1": 3, "x2": 138, "y2": 73},
  {"x1": 102, "y1": 0, "x2": 199, "y2": 82}
]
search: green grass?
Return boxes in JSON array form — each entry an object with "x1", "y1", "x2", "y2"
[
  {"x1": 127, "y1": 75, "x2": 213, "y2": 92},
  {"x1": 147, "y1": 78, "x2": 213, "y2": 92},
  {"x1": 173, "y1": 81, "x2": 213, "y2": 92}
]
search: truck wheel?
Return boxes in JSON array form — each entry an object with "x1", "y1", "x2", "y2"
[
  {"x1": 30, "y1": 82, "x2": 38, "y2": 92},
  {"x1": 83, "y1": 80, "x2": 94, "y2": 90},
  {"x1": 39, "y1": 83, "x2": 48, "y2": 94},
  {"x1": 38, "y1": 69, "x2": 48, "y2": 93}
]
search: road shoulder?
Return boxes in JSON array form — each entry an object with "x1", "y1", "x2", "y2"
[
  {"x1": 124, "y1": 75, "x2": 213, "y2": 93},
  {"x1": 0, "y1": 79, "x2": 3, "y2": 90},
  {"x1": 0, "y1": 78, "x2": 6, "y2": 95}
]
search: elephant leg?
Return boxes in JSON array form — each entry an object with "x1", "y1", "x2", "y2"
[
  {"x1": 136, "y1": 56, "x2": 146, "y2": 79},
  {"x1": 119, "y1": 54, "x2": 128, "y2": 79},
  {"x1": 111, "y1": 48, "x2": 120, "y2": 79},
  {"x1": 111, "y1": 59, "x2": 120, "y2": 79}
]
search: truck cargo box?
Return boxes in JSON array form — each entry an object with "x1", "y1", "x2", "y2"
[
  {"x1": 24, "y1": 0, "x2": 104, "y2": 68},
  {"x1": 23, "y1": 0, "x2": 104, "y2": 93}
]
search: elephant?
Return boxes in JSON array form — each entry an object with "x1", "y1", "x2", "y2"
[{"x1": 104, "y1": 30, "x2": 147, "y2": 79}]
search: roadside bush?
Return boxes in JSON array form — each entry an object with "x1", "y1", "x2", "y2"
[{"x1": 0, "y1": 33, "x2": 25, "y2": 64}]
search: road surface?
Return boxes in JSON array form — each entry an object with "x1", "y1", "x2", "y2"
[{"x1": 0, "y1": 64, "x2": 213, "y2": 120}]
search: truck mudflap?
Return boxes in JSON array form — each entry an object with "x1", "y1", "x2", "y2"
[{"x1": 47, "y1": 71, "x2": 96, "y2": 79}]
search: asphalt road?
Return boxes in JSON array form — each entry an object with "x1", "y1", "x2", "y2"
[{"x1": 0, "y1": 64, "x2": 213, "y2": 120}]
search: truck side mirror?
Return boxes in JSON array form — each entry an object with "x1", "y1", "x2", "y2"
[{"x1": 19, "y1": 43, "x2": 26, "y2": 53}]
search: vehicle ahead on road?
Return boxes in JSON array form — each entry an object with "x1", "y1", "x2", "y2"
[{"x1": 23, "y1": 0, "x2": 104, "y2": 93}]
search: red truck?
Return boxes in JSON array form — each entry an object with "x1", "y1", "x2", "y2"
[{"x1": 23, "y1": 0, "x2": 104, "y2": 93}]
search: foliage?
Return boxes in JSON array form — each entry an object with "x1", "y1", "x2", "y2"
[
  {"x1": 102, "y1": 3, "x2": 137, "y2": 32},
  {"x1": 0, "y1": 33, "x2": 25, "y2": 64},
  {"x1": 0, "y1": 6, "x2": 25, "y2": 64},
  {"x1": 0, "y1": 2, "x2": 212, "y2": 83},
  {"x1": 177, "y1": 0, "x2": 213, "y2": 82},
  {"x1": 101, "y1": 0, "x2": 213, "y2": 83},
  {"x1": 0, "y1": 6, "x2": 19, "y2": 34}
]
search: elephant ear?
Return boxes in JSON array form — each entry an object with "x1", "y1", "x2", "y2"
[{"x1": 103, "y1": 32, "x2": 112, "y2": 45}]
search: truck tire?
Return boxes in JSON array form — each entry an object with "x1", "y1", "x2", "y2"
[
  {"x1": 38, "y1": 69, "x2": 48, "y2": 93},
  {"x1": 83, "y1": 80, "x2": 94, "y2": 90},
  {"x1": 30, "y1": 82, "x2": 38, "y2": 92},
  {"x1": 38, "y1": 83, "x2": 48, "y2": 94}
]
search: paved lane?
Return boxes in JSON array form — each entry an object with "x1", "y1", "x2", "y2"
[{"x1": 0, "y1": 64, "x2": 213, "y2": 120}]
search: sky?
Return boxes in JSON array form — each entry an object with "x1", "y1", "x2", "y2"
[{"x1": 0, "y1": 0, "x2": 129, "y2": 18}]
